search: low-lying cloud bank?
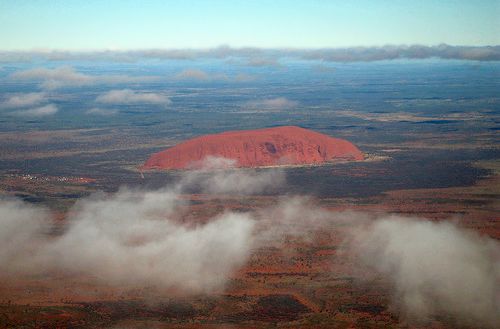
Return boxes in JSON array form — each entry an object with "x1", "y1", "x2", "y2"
[
  {"x1": 1, "y1": 92, "x2": 47, "y2": 108},
  {"x1": 10, "y1": 66, "x2": 159, "y2": 89},
  {"x1": 351, "y1": 216, "x2": 500, "y2": 327},
  {"x1": 1, "y1": 44, "x2": 498, "y2": 63},
  {"x1": 300, "y1": 44, "x2": 500, "y2": 62},
  {"x1": 0, "y1": 198, "x2": 52, "y2": 273},
  {"x1": 0, "y1": 193, "x2": 256, "y2": 293},
  {"x1": 15, "y1": 104, "x2": 58, "y2": 117},
  {"x1": 0, "y1": 163, "x2": 284, "y2": 293},
  {"x1": 173, "y1": 157, "x2": 285, "y2": 195},
  {"x1": 96, "y1": 89, "x2": 171, "y2": 106},
  {"x1": 244, "y1": 97, "x2": 298, "y2": 110},
  {"x1": 0, "y1": 161, "x2": 498, "y2": 326},
  {"x1": 85, "y1": 107, "x2": 119, "y2": 116},
  {"x1": 174, "y1": 68, "x2": 256, "y2": 82},
  {"x1": 48, "y1": 189, "x2": 255, "y2": 292},
  {"x1": 0, "y1": 92, "x2": 58, "y2": 117}
]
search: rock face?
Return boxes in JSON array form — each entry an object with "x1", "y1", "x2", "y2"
[{"x1": 143, "y1": 126, "x2": 364, "y2": 170}]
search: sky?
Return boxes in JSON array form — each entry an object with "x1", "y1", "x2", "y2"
[{"x1": 0, "y1": 0, "x2": 499, "y2": 50}]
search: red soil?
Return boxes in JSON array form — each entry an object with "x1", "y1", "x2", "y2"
[{"x1": 143, "y1": 126, "x2": 364, "y2": 170}]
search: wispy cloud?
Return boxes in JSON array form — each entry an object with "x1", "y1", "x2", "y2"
[
  {"x1": 1, "y1": 92, "x2": 47, "y2": 108},
  {"x1": 335, "y1": 109, "x2": 486, "y2": 123},
  {"x1": 174, "y1": 68, "x2": 257, "y2": 82},
  {"x1": 175, "y1": 68, "x2": 211, "y2": 80},
  {"x1": 85, "y1": 107, "x2": 118, "y2": 115},
  {"x1": 96, "y1": 89, "x2": 171, "y2": 106},
  {"x1": 15, "y1": 104, "x2": 58, "y2": 117},
  {"x1": 350, "y1": 216, "x2": 499, "y2": 327},
  {"x1": 11, "y1": 66, "x2": 92, "y2": 89},
  {"x1": 10, "y1": 66, "x2": 159, "y2": 89},
  {"x1": 245, "y1": 57, "x2": 281, "y2": 67},
  {"x1": 0, "y1": 163, "x2": 280, "y2": 292},
  {"x1": 245, "y1": 97, "x2": 298, "y2": 110},
  {"x1": 300, "y1": 44, "x2": 500, "y2": 62},
  {"x1": 1, "y1": 45, "x2": 498, "y2": 63},
  {"x1": 179, "y1": 156, "x2": 286, "y2": 194}
]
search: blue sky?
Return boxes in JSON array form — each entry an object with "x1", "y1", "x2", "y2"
[{"x1": 0, "y1": 0, "x2": 498, "y2": 50}]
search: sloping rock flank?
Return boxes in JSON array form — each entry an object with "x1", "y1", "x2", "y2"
[{"x1": 143, "y1": 126, "x2": 364, "y2": 170}]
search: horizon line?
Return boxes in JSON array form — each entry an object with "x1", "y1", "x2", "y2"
[{"x1": 1, "y1": 44, "x2": 499, "y2": 53}]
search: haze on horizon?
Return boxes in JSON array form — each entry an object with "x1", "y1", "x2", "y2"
[{"x1": 0, "y1": 0, "x2": 499, "y2": 51}]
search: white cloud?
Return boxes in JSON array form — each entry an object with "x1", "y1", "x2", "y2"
[
  {"x1": 96, "y1": 89, "x2": 171, "y2": 106},
  {"x1": 0, "y1": 198, "x2": 52, "y2": 273},
  {"x1": 180, "y1": 156, "x2": 286, "y2": 194},
  {"x1": 175, "y1": 68, "x2": 211, "y2": 80},
  {"x1": 0, "y1": 165, "x2": 271, "y2": 293},
  {"x1": 245, "y1": 97, "x2": 298, "y2": 110},
  {"x1": 350, "y1": 216, "x2": 500, "y2": 327},
  {"x1": 85, "y1": 107, "x2": 118, "y2": 115},
  {"x1": 11, "y1": 66, "x2": 92, "y2": 89},
  {"x1": 45, "y1": 189, "x2": 256, "y2": 292},
  {"x1": 245, "y1": 57, "x2": 280, "y2": 67},
  {"x1": 0, "y1": 162, "x2": 284, "y2": 292},
  {"x1": 174, "y1": 68, "x2": 256, "y2": 82},
  {"x1": 1, "y1": 92, "x2": 47, "y2": 108},
  {"x1": 0, "y1": 45, "x2": 499, "y2": 63},
  {"x1": 10, "y1": 66, "x2": 159, "y2": 89},
  {"x1": 16, "y1": 104, "x2": 58, "y2": 117}
]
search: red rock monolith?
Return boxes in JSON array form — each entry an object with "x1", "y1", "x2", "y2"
[{"x1": 143, "y1": 126, "x2": 364, "y2": 170}]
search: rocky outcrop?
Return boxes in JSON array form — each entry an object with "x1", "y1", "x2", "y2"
[{"x1": 143, "y1": 126, "x2": 364, "y2": 170}]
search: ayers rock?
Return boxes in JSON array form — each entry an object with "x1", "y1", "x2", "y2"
[{"x1": 143, "y1": 126, "x2": 364, "y2": 170}]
